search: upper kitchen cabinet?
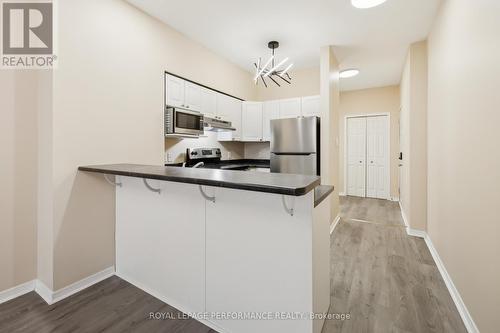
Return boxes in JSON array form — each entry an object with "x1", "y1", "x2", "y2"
[
  {"x1": 262, "y1": 101, "x2": 280, "y2": 142},
  {"x1": 165, "y1": 74, "x2": 203, "y2": 111},
  {"x1": 279, "y1": 98, "x2": 301, "y2": 119},
  {"x1": 165, "y1": 74, "x2": 185, "y2": 108},
  {"x1": 184, "y1": 82, "x2": 203, "y2": 111},
  {"x1": 217, "y1": 94, "x2": 242, "y2": 141},
  {"x1": 200, "y1": 87, "x2": 217, "y2": 117},
  {"x1": 301, "y1": 95, "x2": 320, "y2": 117},
  {"x1": 242, "y1": 102, "x2": 263, "y2": 142}
]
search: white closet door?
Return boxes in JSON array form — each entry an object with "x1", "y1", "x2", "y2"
[
  {"x1": 346, "y1": 117, "x2": 367, "y2": 197},
  {"x1": 366, "y1": 116, "x2": 389, "y2": 199}
]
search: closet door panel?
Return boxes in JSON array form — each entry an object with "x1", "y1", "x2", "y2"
[{"x1": 346, "y1": 117, "x2": 367, "y2": 197}]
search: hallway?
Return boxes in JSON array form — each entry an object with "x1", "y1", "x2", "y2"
[{"x1": 322, "y1": 196, "x2": 467, "y2": 333}]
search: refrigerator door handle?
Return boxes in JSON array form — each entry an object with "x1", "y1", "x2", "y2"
[{"x1": 272, "y1": 152, "x2": 314, "y2": 156}]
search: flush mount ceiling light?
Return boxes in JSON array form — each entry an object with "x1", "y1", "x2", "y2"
[
  {"x1": 339, "y1": 69, "x2": 360, "y2": 78},
  {"x1": 351, "y1": 0, "x2": 387, "y2": 9},
  {"x1": 253, "y1": 41, "x2": 293, "y2": 88}
]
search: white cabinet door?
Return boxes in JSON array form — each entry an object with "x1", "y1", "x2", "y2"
[
  {"x1": 200, "y1": 87, "x2": 217, "y2": 117},
  {"x1": 301, "y1": 95, "x2": 320, "y2": 117},
  {"x1": 366, "y1": 116, "x2": 389, "y2": 199},
  {"x1": 165, "y1": 75, "x2": 185, "y2": 108},
  {"x1": 262, "y1": 101, "x2": 280, "y2": 142},
  {"x1": 217, "y1": 94, "x2": 242, "y2": 141},
  {"x1": 116, "y1": 177, "x2": 205, "y2": 313},
  {"x1": 184, "y1": 82, "x2": 202, "y2": 111},
  {"x1": 346, "y1": 117, "x2": 367, "y2": 197},
  {"x1": 279, "y1": 98, "x2": 301, "y2": 119},
  {"x1": 242, "y1": 102, "x2": 263, "y2": 142}
]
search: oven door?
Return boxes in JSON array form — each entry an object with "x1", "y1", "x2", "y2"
[{"x1": 174, "y1": 108, "x2": 204, "y2": 135}]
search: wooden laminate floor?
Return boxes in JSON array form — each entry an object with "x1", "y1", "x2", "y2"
[
  {"x1": 322, "y1": 196, "x2": 467, "y2": 333},
  {"x1": 0, "y1": 276, "x2": 216, "y2": 333},
  {"x1": 0, "y1": 196, "x2": 467, "y2": 333}
]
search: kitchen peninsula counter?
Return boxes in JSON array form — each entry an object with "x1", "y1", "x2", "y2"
[
  {"x1": 79, "y1": 163, "x2": 320, "y2": 196},
  {"x1": 79, "y1": 163, "x2": 333, "y2": 333}
]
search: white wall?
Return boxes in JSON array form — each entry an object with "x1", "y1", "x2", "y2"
[{"x1": 427, "y1": 1, "x2": 500, "y2": 331}]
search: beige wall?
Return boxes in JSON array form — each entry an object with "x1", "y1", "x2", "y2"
[
  {"x1": 50, "y1": 0, "x2": 257, "y2": 290},
  {"x1": 320, "y1": 46, "x2": 340, "y2": 222},
  {"x1": 256, "y1": 67, "x2": 320, "y2": 101},
  {"x1": 427, "y1": 1, "x2": 500, "y2": 331},
  {"x1": 399, "y1": 41, "x2": 428, "y2": 231},
  {"x1": 339, "y1": 86, "x2": 400, "y2": 199},
  {"x1": 0, "y1": 71, "x2": 38, "y2": 291}
]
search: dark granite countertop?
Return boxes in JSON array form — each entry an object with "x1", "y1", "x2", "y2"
[
  {"x1": 166, "y1": 159, "x2": 270, "y2": 170},
  {"x1": 314, "y1": 185, "x2": 335, "y2": 207},
  {"x1": 78, "y1": 164, "x2": 320, "y2": 196}
]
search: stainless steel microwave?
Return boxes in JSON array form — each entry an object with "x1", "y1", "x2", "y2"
[{"x1": 165, "y1": 106, "x2": 204, "y2": 136}]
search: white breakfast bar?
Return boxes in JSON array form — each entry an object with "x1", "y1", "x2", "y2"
[{"x1": 79, "y1": 164, "x2": 334, "y2": 333}]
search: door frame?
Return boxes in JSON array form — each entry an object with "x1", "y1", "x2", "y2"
[{"x1": 343, "y1": 113, "x2": 391, "y2": 200}]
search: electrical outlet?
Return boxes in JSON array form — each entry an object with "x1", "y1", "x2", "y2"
[
  {"x1": 227, "y1": 151, "x2": 232, "y2": 160},
  {"x1": 166, "y1": 153, "x2": 173, "y2": 163}
]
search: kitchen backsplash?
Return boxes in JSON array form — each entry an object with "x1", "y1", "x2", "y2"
[
  {"x1": 165, "y1": 133, "x2": 271, "y2": 163},
  {"x1": 244, "y1": 142, "x2": 271, "y2": 160},
  {"x1": 165, "y1": 132, "x2": 244, "y2": 163}
]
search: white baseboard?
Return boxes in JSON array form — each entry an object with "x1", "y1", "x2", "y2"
[
  {"x1": 398, "y1": 201, "x2": 410, "y2": 229},
  {"x1": 330, "y1": 214, "x2": 341, "y2": 234},
  {"x1": 407, "y1": 228, "x2": 426, "y2": 238},
  {"x1": 35, "y1": 280, "x2": 53, "y2": 304},
  {"x1": 0, "y1": 280, "x2": 35, "y2": 304},
  {"x1": 423, "y1": 234, "x2": 479, "y2": 333},
  {"x1": 398, "y1": 201, "x2": 426, "y2": 238},
  {"x1": 390, "y1": 197, "x2": 400, "y2": 202},
  {"x1": 338, "y1": 192, "x2": 346, "y2": 197},
  {"x1": 35, "y1": 266, "x2": 115, "y2": 305}
]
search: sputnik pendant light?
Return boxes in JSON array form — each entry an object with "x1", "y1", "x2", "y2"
[{"x1": 254, "y1": 41, "x2": 293, "y2": 87}]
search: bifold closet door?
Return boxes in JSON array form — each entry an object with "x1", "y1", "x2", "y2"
[
  {"x1": 346, "y1": 117, "x2": 367, "y2": 197},
  {"x1": 366, "y1": 116, "x2": 389, "y2": 199}
]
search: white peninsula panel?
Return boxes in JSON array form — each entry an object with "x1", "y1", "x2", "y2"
[{"x1": 115, "y1": 176, "x2": 205, "y2": 314}]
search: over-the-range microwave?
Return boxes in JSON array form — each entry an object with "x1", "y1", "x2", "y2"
[{"x1": 165, "y1": 106, "x2": 204, "y2": 136}]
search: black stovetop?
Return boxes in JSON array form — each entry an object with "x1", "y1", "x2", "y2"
[{"x1": 168, "y1": 159, "x2": 270, "y2": 171}]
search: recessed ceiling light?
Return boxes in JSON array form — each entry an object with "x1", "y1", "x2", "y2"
[
  {"x1": 340, "y1": 69, "x2": 360, "y2": 79},
  {"x1": 351, "y1": 0, "x2": 387, "y2": 9}
]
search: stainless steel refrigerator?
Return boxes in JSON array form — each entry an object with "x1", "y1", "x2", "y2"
[{"x1": 270, "y1": 116, "x2": 320, "y2": 175}]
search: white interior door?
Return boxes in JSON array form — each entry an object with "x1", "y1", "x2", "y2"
[
  {"x1": 346, "y1": 117, "x2": 367, "y2": 197},
  {"x1": 366, "y1": 116, "x2": 389, "y2": 199}
]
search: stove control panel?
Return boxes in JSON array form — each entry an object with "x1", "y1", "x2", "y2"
[{"x1": 187, "y1": 148, "x2": 221, "y2": 160}]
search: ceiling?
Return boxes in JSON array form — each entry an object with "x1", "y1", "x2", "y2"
[{"x1": 126, "y1": 0, "x2": 441, "y2": 91}]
